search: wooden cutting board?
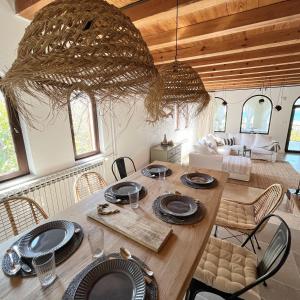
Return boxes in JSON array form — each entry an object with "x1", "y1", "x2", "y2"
[{"x1": 87, "y1": 204, "x2": 172, "y2": 252}]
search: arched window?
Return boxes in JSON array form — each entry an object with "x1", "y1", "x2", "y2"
[
  {"x1": 240, "y1": 95, "x2": 272, "y2": 134},
  {"x1": 0, "y1": 87, "x2": 29, "y2": 182},
  {"x1": 213, "y1": 97, "x2": 227, "y2": 132},
  {"x1": 286, "y1": 98, "x2": 300, "y2": 152},
  {"x1": 69, "y1": 91, "x2": 100, "y2": 160}
]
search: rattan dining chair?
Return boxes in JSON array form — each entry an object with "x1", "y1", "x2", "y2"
[
  {"x1": 214, "y1": 184, "x2": 283, "y2": 252},
  {"x1": 0, "y1": 196, "x2": 48, "y2": 242},
  {"x1": 186, "y1": 214, "x2": 291, "y2": 300},
  {"x1": 74, "y1": 171, "x2": 107, "y2": 201},
  {"x1": 111, "y1": 156, "x2": 136, "y2": 181}
]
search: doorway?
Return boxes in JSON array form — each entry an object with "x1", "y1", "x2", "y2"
[{"x1": 286, "y1": 98, "x2": 300, "y2": 153}]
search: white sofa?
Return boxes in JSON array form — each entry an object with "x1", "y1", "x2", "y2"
[
  {"x1": 202, "y1": 133, "x2": 279, "y2": 162},
  {"x1": 189, "y1": 144, "x2": 251, "y2": 181}
]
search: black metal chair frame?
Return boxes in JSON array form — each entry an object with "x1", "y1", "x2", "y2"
[
  {"x1": 111, "y1": 156, "x2": 136, "y2": 181},
  {"x1": 214, "y1": 225, "x2": 261, "y2": 254},
  {"x1": 186, "y1": 214, "x2": 291, "y2": 300}
]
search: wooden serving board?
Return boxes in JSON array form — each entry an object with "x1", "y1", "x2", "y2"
[{"x1": 87, "y1": 204, "x2": 172, "y2": 253}]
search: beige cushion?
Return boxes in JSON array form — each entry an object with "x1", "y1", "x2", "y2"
[
  {"x1": 216, "y1": 199, "x2": 256, "y2": 231},
  {"x1": 194, "y1": 237, "x2": 260, "y2": 300}
]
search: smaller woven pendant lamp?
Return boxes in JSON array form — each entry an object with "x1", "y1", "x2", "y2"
[
  {"x1": 146, "y1": 0, "x2": 210, "y2": 122},
  {"x1": 0, "y1": 0, "x2": 159, "y2": 122}
]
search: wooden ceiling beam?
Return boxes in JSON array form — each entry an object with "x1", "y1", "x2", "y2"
[
  {"x1": 197, "y1": 63, "x2": 300, "y2": 78},
  {"x1": 15, "y1": 0, "x2": 200, "y2": 21},
  {"x1": 201, "y1": 72, "x2": 300, "y2": 82},
  {"x1": 203, "y1": 75, "x2": 300, "y2": 85},
  {"x1": 190, "y1": 54, "x2": 300, "y2": 73},
  {"x1": 145, "y1": 0, "x2": 300, "y2": 51},
  {"x1": 205, "y1": 80, "x2": 300, "y2": 91},
  {"x1": 152, "y1": 20, "x2": 300, "y2": 63}
]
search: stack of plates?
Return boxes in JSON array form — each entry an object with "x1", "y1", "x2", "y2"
[
  {"x1": 158, "y1": 194, "x2": 198, "y2": 218},
  {"x1": 17, "y1": 220, "x2": 75, "y2": 259},
  {"x1": 142, "y1": 164, "x2": 172, "y2": 178},
  {"x1": 105, "y1": 181, "x2": 143, "y2": 204},
  {"x1": 65, "y1": 258, "x2": 146, "y2": 300},
  {"x1": 181, "y1": 173, "x2": 217, "y2": 189}
]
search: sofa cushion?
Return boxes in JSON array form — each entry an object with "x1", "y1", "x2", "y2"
[
  {"x1": 193, "y1": 144, "x2": 217, "y2": 155},
  {"x1": 217, "y1": 146, "x2": 231, "y2": 156},
  {"x1": 240, "y1": 134, "x2": 255, "y2": 147},
  {"x1": 253, "y1": 134, "x2": 272, "y2": 148},
  {"x1": 206, "y1": 134, "x2": 218, "y2": 150},
  {"x1": 252, "y1": 147, "x2": 273, "y2": 155}
]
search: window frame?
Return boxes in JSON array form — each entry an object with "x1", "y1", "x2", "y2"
[
  {"x1": 240, "y1": 94, "x2": 273, "y2": 135},
  {"x1": 285, "y1": 97, "x2": 300, "y2": 153},
  {"x1": 68, "y1": 93, "x2": 100, "y2": 160},
  {"x1": 213, "y1": 96, "x2": 227, "y2": 133},
  {"x1": 0, "y1": 87, "x2": 29, "y2": 183}
]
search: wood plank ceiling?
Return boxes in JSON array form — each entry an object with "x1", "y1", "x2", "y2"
[{"x1": 15, "y1": 0, "x2": 300, "y2": 91}]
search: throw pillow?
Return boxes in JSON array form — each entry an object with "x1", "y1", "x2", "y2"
[
  {"x1": 253, "y1": 134, "x2": 273, "y2": 148},
  {"x1": 223, "y1": 137, "x2": 235, "y2": 146}
]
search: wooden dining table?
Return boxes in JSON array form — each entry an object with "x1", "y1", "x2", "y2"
[{"x1": 0, "y1": 161, "x2": 228, "y2": 300}]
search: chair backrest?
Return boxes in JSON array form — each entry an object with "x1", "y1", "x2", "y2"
[
  {"x1": 234, "y1": 214, "x2": 291, "y2": 299},
  {"x1": 111, "y1": 156, "x2": 136, "y2": 181},
  {"x1": 0, "y1": 196, "x2": 48, "y2": 242},
  {"x1": 74, "y1": 171, "x2": 107, "y2": 201},
  {"x1": 253, "y1": 184, "x2": 283, "y2": 224}
]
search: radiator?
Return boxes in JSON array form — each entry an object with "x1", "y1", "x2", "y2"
[{"x1": 0, "y1": 158, "x2": 105, "y2": 217}]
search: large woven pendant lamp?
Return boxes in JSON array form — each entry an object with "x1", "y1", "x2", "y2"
[
  {"x1": 0, "y1": 0, "x2": 159, "y2": 121},
  {"x1": 146, "y1": 0, "x2": 210, "y2": 122}
]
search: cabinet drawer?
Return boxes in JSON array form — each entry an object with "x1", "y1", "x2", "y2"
[
  {"x1": 168, "y1": 147, "x2": 177, "y2": 158},
  {"x1": 169, "y1": 154, "x2": 181, "y2": 163}
]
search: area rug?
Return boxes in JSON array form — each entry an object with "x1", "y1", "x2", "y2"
[{"x1": 228, "y1": 160, "x2": 299, "y2": 191}]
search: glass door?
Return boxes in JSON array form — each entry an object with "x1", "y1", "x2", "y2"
[{"x1": 286, "y1": 98, "x2": 300, "y2": 152}]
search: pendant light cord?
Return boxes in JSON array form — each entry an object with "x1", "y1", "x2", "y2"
[{"x1": 175, "y1": 0, "x2": 179, "y2": 61}]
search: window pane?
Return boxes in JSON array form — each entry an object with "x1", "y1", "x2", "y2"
[
  {"x1": 0, "y1": 91, "x2": 18, "y2": 176},
  {"x1": 214, "y1": 98, "x2": 227, "y2": 132},
  {"x1": 70, "y1": 92, "x2": 97, "y2": 156},
  {"x1": 295, "y1": 98, "x2": 300, "y2": 105},
  {"x1": 241, "y1": 96, "x2": 272, "y2": 134}
]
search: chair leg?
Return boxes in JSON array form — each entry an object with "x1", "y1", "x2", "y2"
[
  {"x1": 254, "y1": 234, "x2": 261, "y2": 250},
  {"x1": 263, "y1": 281, "x2": 268, "y2": 287},
  {"x1": 249, "y1": 236, "x2": 256, "y2": 254},
  {"x1": 214, "y1": 225, "x2": 218, "y2": 237}
]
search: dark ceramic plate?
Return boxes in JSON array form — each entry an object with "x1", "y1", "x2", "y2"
[
  {"x1": 159, "y1": 194, "x2": 198, "y2": 217},
  {"x1": 111, "y1": 182, "x2": 142, "y2": 198},
  {"x1": 146, "y1": 164, "x2": 168, "y2": 175},
  {"x1": 74, "y1": 258, "x2": 146, "y2": 300},
  {"x1": 18, "y1": 220, "x2": 75, "y2": 258},
  {"x1": 185, "y1": 173, "x2": 214, "y2": 185}
]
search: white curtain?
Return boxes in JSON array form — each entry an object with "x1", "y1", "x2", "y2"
[{"x1": 197, "y1": 93, "x2": 215, "y2": 139}]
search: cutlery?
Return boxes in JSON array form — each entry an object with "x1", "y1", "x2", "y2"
[
  {"x1": 105, "y1": 194, "x2": 122, "y2": 203},
  {"x1": 75, "y1": 227, "x2": 81, "y2": 234},
  {"x1": 160, "y1": 211, "x2": 185, "y2": 222},
  {"x1": 12, "y1": 245, "x2": 32, "y2": 273},
  {"x1": 6, "y1": 249, "x2": 21, "y2": 275},
  {"x1": 145, "y1": 170, "x2": 156, "y2": 178},
  {"x1": 120, "y1": 247, "x2": 154, "y2": 277},
  {"x1": 107, "y1": 254, "x2": 152, "y2": 284}
]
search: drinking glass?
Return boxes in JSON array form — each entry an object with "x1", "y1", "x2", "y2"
[
  {"x1": 158, "y1": 170, "x2": 173, "y2": 194},
  {"x1": 88, "y1": 227, "x2": 104, "y2": 258},
  {"x1": 129, "y1": 187, "x2": 139, "y2": 209},
  {"x1": 32, "y1": 252, "x2": 56, "y2": 287}
]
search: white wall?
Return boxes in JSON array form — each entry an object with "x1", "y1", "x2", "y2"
[
  {"x1": 0, "y1": 2, "x2": 199, "y2": 183},
  {"x1": 214, "y1": 86, "x2": 300, "y2": 150}
]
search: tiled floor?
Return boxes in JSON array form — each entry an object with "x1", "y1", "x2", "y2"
[
  {"x1": 283, "y1": 153, "x2": 300, "y2": 173},
  {"x1": 216, "y1": 157, "x2": 300, "y2": 300}
]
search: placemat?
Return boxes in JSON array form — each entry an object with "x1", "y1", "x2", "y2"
[
  {"x1": 63, "y1": 253, "x2": 158, "y2": 300},
  {"x1": 152, "y1": 196, "x2": 206, "y2": 225},
  {"x1": 105, "y1": 186, "x2": 147, "y2": 204},
  {"x1": 141, "y1": 168, "x2": 172, "y2": 178},
  {"x1": 180, "y1": 174, "x2": 218, "y2": 189},
  {"x1": 2, "y1": 222, "x2": 84, "y2": 277}
]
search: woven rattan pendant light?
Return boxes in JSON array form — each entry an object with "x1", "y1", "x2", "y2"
[
  {"x1": 146, "y1": 0, "x2": 210, "y2": 122},
  {"x1": 0, "y1": 0, "x2": 159, "y2": 121}
]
